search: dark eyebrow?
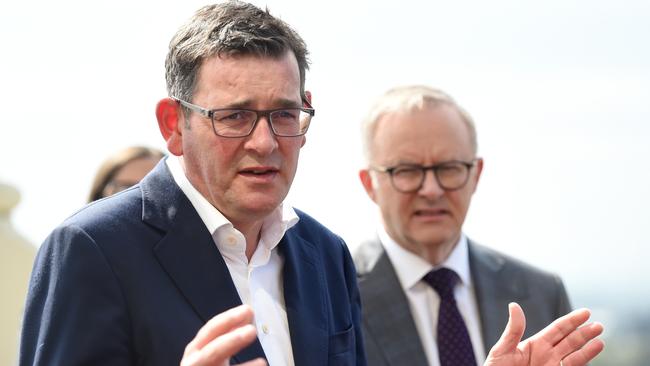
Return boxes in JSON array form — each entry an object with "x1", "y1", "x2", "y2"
[
  {"x1": 275, "y1": 98, "x2": 304, "y2": 108},
  {"x1": 220, "y1": 98, "x2": 302, "y2": 110}
]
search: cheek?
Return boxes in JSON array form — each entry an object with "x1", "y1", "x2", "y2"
[
  {"x1": 447, "y1": 192, "x2": 472, "y2": 218},
  {"x1": 280, "y1": 141, "x2": 303, "y2": 164},
  {"x1": 187, "y1": 139, "x2": 236, "y2": 177},
  {"x1": 209, "y1": 137, "x2": 241, "y2": 160},
  {"x1": 380, "y1": 191, "x2": 410, "y2": 225}
]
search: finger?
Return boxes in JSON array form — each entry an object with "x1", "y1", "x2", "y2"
[
  {"x1": 190, "y1": 323, "x2": 258, "y2": 365},
  {"x1": 237, "y1": 358, "x2": 267, "y2": 366},
  {"x1": 536, "y1": 308, "x2": 591, "y2": 346},
  {"x1": 559, "y1": 338, "x2": 605, "y2": 366},
  {"x1": 488, "y1": 302, "x2": 526, "y2": 357},
  {"x1": 185, "y1": 305, "x2": 255, "y2": 354},
  {"x1": 554, "y1": 322, "x2": 604, "y2": 360}
]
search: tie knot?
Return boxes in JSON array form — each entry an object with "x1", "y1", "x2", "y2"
[{"x1": 423, "y1": 267, "x2": 459, "y2": 298}]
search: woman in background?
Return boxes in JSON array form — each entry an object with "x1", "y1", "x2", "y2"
[{"x1": 88, "y1": 146, "x2": 165, "y2": 202}]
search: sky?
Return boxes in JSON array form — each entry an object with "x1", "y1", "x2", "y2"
[{"x1": 1, "y1": 0, "x2": 649, "y2": 330}]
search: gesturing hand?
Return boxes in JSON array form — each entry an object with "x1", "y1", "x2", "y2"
[
  {"x1": 485, "y1": 303, "x2": 604, "y2": 366},
  {"x1": 181, "y1": 304, "x2": 267, "y2": 366}
]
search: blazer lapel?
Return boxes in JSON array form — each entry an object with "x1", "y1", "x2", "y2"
[
  {"x1": 469, "y1": 241, "x2": 528, "y2": 352},
  {"x1": 361, "y1": 251, "x2": 429, "y2": 366},
  {"x1": 142, "y1": 161, "x2": 266, "y2": 363},
  {"x1": 279, "y1": 231, "x2": 328, "y2": 366}
]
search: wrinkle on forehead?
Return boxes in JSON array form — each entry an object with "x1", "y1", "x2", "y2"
[{"x1": 194, "y1": 51, "x2": 302, "y2": 108}]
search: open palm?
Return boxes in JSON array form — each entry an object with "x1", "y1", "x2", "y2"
[{"x1": 485, "y1": 303, "x2": 604, "y2": 366}]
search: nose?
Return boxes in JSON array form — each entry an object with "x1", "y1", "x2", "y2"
[
  {"x1": 244, "y1": 116, "x2": 278, "y2": 156},
  {"x1": 418, "y1": 169, "x2": 444, "y2": 199}
]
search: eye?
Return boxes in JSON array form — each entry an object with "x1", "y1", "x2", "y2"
[
  {"x1": 437, "y1": 163, "x2": 464, "y2": 175},
  {"x1": 216, "y1": 110, "x2": 249, "y2": 122},
  {"x1": 272, "y1": 109, "x2": 300, "y2": 123},
  {"x1": 392, "y1": 166, "x2": 421, "y2": 177}
]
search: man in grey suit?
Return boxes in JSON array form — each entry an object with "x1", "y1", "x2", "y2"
[{"x1": 355, "y1": 85, "x2": 573, "y2": 366}]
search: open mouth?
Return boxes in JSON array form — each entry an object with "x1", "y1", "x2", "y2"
[{"x1": 239, "y1": 167, "x2": 279, "y2": 178}]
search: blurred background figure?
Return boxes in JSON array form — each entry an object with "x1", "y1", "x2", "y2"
[
  {"x1": 355, "y1": 86, "x2": 571, "y2": 366},
  {"x1": 88, "y1": 146, "x2": 165, "y2": 202},
  {"x1": 0, "y1": 182, "x2": 36, "y2": 366}
]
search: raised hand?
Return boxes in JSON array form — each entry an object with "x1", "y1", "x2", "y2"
[
  {"x1": 485, "y1": 303, "x2": 604, "y2": 366},
  {"x1": 181, "y1": 304, "x2": 267, "y2": 366}
]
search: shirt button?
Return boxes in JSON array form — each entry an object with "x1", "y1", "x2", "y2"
[
  {"x1": 227, "y1": 236, "x2": 236, "y2": 245},
  {"x1": 262, "y1": 324, "x2": 269, "y2": 334}
]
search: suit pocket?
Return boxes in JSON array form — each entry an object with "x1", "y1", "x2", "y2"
[{"x1": 328, "y1": 325, "x2": 356, "y2": 365}]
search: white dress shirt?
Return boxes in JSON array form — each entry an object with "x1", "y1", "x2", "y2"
[
  {"x1": 167, "y1": 157, "x2": 298, "y2": 366},
  {"x1": 380, "y1": 228, "x2": 486, "y2": 366}
]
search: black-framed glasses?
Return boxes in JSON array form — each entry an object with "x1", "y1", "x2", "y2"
[
  {"x1": 174, "y1": 98, "x2": 315, "y2": 138},
  {"x1": 372, "y1": 160, "x2": 478, "y2": 193}
]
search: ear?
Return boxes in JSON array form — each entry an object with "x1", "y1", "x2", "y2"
[
  {"x1": 359, "y1": 169, "x2": 378, "y2": 203},
  {"x1": 471, "y1": 157, "x2": 484, "y2": 193},
  {"x1": 303, "y1": 90, "x2": 312, "y2": 105},
  {"x1": 156, "y1": 98, "x2": 184, "y2": 156}
]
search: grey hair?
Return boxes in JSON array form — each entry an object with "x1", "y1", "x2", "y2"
[
  {"x1": 165, "y1": 1, "x2": 310, "y2": 111},
  {"x1": 360, "y1": 85, "x2": 478, "y2": 164}
]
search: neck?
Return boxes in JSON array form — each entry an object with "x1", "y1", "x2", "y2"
[
  {"x1": 420, "y1": 240, "x2": 457, "y2": 266},
  {"x1": 399, "y1": 234, "x2": 461, "y2": 266},
  {"x1": 232, "y1": 220, "x2": 263, "y2": 261}
]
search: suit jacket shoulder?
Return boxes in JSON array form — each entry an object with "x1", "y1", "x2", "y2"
[
  {"x1": 20, "y1": 161, "x2": 230, "y2": 366},
  {"x1": 352, "y1": 237, "x2": 384, "y2": 276}
]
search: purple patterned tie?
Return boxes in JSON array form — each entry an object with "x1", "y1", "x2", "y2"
[{"x1": 423, "y1": 268, "x2": 477, "y2": 366}]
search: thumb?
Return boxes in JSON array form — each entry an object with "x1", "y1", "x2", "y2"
[{"x1": 488, "y1": 302, "x2": 526, "y2": 357}]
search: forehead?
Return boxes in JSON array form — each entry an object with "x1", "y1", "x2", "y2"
[
  {"x1": 372, "y1": 104, "x2": 474, "y2": 163},
  {"x1": 194, "y1": 51, "x2": 302, "y2": 105}
]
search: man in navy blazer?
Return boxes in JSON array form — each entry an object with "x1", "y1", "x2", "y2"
[
  {"x1": 20, "y1": 161, "x2": 361, "y2": 366},
  {"x1": 20, "y1": 2, "x2": 363, "y2": 365}
]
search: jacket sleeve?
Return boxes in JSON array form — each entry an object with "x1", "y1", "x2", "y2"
[
  {"x1": 20, "y1": 225, "x2": 133, "y2": 366},
  {"x1": 554, "y1": 273, "x2": 573, "y2": 316}
]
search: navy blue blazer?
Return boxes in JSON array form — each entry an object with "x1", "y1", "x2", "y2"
[{"x1": 20, "y1": 161, "x2": 366, "y2": 366}]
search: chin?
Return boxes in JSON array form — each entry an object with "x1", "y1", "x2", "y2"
[
  {"x1": 244, "y1": 197, "x2": 282, "y2": 214},
  {"x1": 412, "y1": 232, "x2": 456, "y2": 248}
]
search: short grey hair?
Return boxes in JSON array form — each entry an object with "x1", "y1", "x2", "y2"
[
  {"x1": 165, "y1": 1, "x2": 310, "y2": 107},
  {"x1": 360, "y1": 85, "x2": 478, "y2": 163}
]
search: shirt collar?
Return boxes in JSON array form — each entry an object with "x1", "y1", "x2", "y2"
[
  {"x1": 165, "y1": 156, "x2": 299, "y2": 254},
  {"x1": 379, "y1": 227, "x2": 472, "y2": 291}
]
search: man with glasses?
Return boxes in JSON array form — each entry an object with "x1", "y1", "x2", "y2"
[
  {"x1": 355, "y1": 85, "x2": 576, "y2": 366},
  {"x1": 20, "y1": 3, "x2": 360, "y2": 366}
]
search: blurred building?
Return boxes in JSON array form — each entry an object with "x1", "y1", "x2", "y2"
[{"x1": 0, "y1": 182, "x2": 36, "y2": 366}]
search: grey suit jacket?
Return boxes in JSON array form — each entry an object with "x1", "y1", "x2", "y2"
[{"x1": 353, "y1": 238, "x2": 571, "y2": 366}]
